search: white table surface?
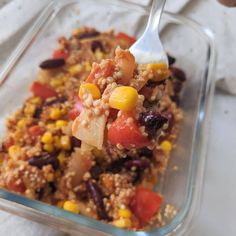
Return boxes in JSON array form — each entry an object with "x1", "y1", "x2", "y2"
[{"x1": 0, "y1": 0, "x2": 236, "y2": 235}]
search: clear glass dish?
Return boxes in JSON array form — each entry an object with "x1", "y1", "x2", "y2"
[{"x1": 0, "y1": 0, "x2": 216, "y2": 235}]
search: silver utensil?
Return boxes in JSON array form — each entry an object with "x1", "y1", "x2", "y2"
[{"x1": 130, "y1": 0, "x2": 168, "y2": 65}]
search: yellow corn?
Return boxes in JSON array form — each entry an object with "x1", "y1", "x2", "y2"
[
  {"x1": 57, "y1": 152, "x2": 65, "y2": 165},
  {"x1": 113, "y1": 218, "x2": 131, "y2": 228},
  {"x1": 60, "y1": 135, "x2": 71, "y2": 150},
  {"x1": 63, "y1": 200, "x2": 80, "y2": 214},
  {"x1": 41, "y1": 132, "x2": 53, "y2": 144},
  {"x1": 68, "y1": 64, "x2": 82, "y2": 76},
  {"x1": 47, "y1": 123, "x2": 56, "y2": 131},
  {"x1": 8, "y1": 145, "x2": 21, "y2": 160},
  {"x1": 109, "y1": 86, "x2": 138, "y2": 111},
  {"x1": 95, "y1": 50, "x2": 103, "y2": 60},
  {"x1": 50, "y1": 78, "x2": 64, "y2": 88},
  {"x1": 17, "y1": 119, "x2": 28, "y2": 129},
  {"x1": 29, "y1": 96, "x2": 42, "y2": 105},
  {"x1": 147, "y1": 63, "x2": 170, "y2": 80},
  {"x1": 49, "y1": 108, "x2": 61, "y2": 120},
  {"x1": 160, "y1": 140, "x2": 172, "y2": 154},
  {"x1": 24, "y1": 104, "x2": 36, "y2": 116},
  {"x1": 56, "y1": 120, "x2": 68, "y2": 129},
  {"x1": 79, "y1": 83, "x2": 101, "y2": 100},
  {"x1": 118, "y1": 208, "x2": 132, "y2": 218},
  {"x1": 43, "y1": 143, "x2": 54, "y2": 153}
]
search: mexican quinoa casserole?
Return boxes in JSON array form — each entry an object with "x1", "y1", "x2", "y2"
[{"x1": 0, "y1": 27, "x2": 186, "y2": 230}]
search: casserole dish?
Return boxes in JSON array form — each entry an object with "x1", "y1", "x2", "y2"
[{"x1": 0, "y1": 0, "x2": 216, "y2": 235}]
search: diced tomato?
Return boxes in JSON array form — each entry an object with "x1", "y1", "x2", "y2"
[
  {"x1": 53, "y1": 49, "x2": 69, "y2": 59},
  {"x1": 68, "y1": 98, "x2": 83, "y2": 120},
  {"x1": 28, "y1": 125, "x2": 44, "y2": 136},
  {"x1": 86, "y1": 60, "x2": 114, "y2": 83},
  {"x1": 30, "y1": 82, "x2": 57, "y2": 100},
  {"x1": 116, "y1": 32, "x2": 136, "y2": 45},
  {"x1": 108, "y1": 112, "x2": 149, "y2": 149},
  {"x1": 130, "y1": 187, "x2": 163, "y2": 226}
]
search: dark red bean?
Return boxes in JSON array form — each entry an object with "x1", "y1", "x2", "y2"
[
  {"x1": 33, "y1": 107, "x2": 42, "y2": 119},
  {"x1": 91, "y1": 165, "x2": 104, "y2": 180},
  {"x1": 39, "y1": 58, "x2": 65, "y2": 69},
  {"x1": 138, "y1": 148, "x2": 153, "y2": 158},
  {"x1": 170, "y1": 67, "x2": 186, "y2": 82},
  {"x1": 173, "y1": 80, "x2": 183, "y2": 94},
  {"x1": 70, "y1": 136, "x2": 81, "y2": 149},
  {"x1": 139, "y1": 111, "x2": 168, "y2": 138},
  {"x1": 146, "y1": 79, "x2": 166, "y2": 87},
  {"x1": 86, "y1": 180, "x2": 111, "y2": 220},
  {"x1": 106, "y1": 156, "x2": 132, "y2": 173},
  {"x1": 124, "y1": 159, "x2": 150, "y2": 169},
  {"x1": 167, "y1": 54, "x2": 176, "y2": 65},
  {"x1": 91, "y1": 40, "x2": 104, "y2": 52},
  {"x1": 78, "y1": 31, "x2": 100, "y2": 39},
  {"x1": 28, "y1": 153, "x2": 59, "y2": 170}
]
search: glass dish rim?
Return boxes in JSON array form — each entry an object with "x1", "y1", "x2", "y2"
[{"x1": 0, "y1": 0, "x2": 217, "y2": 235}]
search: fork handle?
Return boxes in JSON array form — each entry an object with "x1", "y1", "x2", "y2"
[{"x1": 146, "y1": 0, "x2": 166, "y2": 33}]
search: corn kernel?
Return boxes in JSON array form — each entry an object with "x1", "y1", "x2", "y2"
[
  {"x1": 95, "y1": 50, "x2": 103, "y2": 60},
  {"x1": 50, "y1": 78, "x2": 64, "y2": 88},
  {"x1": 109, "y1": 86, "x2": 138, "y2": 111},
  {"x1": 56, "y1": 120, "x2": 68, "y2": 129},
  {"x1": 63, "y1": 200, "x2": 80, "y2": 214},
  {"x1": 17, "y1": 119, "x2": 28, "y2": 129},
  {"x1": 46, "y1": 173, "x2": 54, "y2": 182},
  {"x1": 29, "y1": 96, "x2": 42, "y2": 105},
  {"x1": 24, "y1": 104, "x2": 36, "y2": 116},
  {"x1": 113, "y1": 218, "x2": 131, "y2": 228},
  {"x1": 160, "y1": 140, "x2": 172, "y2": 154},
  {"x1": 47, "y1": 123, "x2": 56, "y2": 131},
  {"x1": 118, "y1": 208, "x2": 132, "y2": 218},
  {"x1": 147, "y1": 63, "x2": 170, "y2": 80},
  {"x1": 8, "y1": 145, "x2": 21, "y2": 160},
  {"x1": 54, "y1": 136, "x2": 61, "y2": 149},
  {"x1": 43, "y1": 143, "x2": 54, "y2": 153},
  {"x1": 79, "y1": 83, "x2": 101, "y2": 100},
  {"x1": 84, "y1": 62, "x2": 92, "y2": 71},
  {"x1": 57, "y1": 152, "x2": 65, "y2": 165},
  {"x1": 49, "y1": 108, "x2": 61, "y2": 120},
  {"x1": 60, "y1": 135, "x2": 71, "y2": 150},
  {"x1": 41, "y1": 132, "x2": 53, "y2": 144},
  {"x1": 68, "y1": 64, "x2": 82, "y2": 76}
]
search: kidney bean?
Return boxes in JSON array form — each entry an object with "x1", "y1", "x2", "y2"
[
  {"x1": 70, "y1": 136, "x2": 81, "y2": 149},
  {"x1": 78, "y1": 31, "x2": 100, "y2": 39},
  {"x1": 124, "y1": 159, "x2": 150, "y2": 169},
  {"x1": 39, "y1": 58, "x2": 65, "y2": 69},
  {"x1": 167, "y1": 54, "x2": 176, "y2": 65},
  {"x1": 91, "y1": 40, "x2": 104, "y2": 52},
  {"x1": 28, "y1": 153, "x2": 59, "y2": 170},
  {"x1": 138, "y1": 148, "x2": 153, "y2": 158},
  {"x1": 139, "y1": 111, "x2": 168, "y2": 138},
  {"x1": 86, "y1": 180, "x2": 110, "y2": 220},
  {"x1": 170, "y1": 67, "x2": 186, "y2": 82}
]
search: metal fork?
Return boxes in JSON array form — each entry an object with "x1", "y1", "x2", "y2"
[{"x1": 130, "y1": 0, "x2": 168, "y2": 65}]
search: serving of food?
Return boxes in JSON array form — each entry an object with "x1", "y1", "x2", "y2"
[{"x1": 0, "y1": 27, "x2": 186, "y2": 230}]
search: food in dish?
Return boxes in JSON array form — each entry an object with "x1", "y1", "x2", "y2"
[{"x1": 0, "y1": 27, "x2": 186, "y2": 230}]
